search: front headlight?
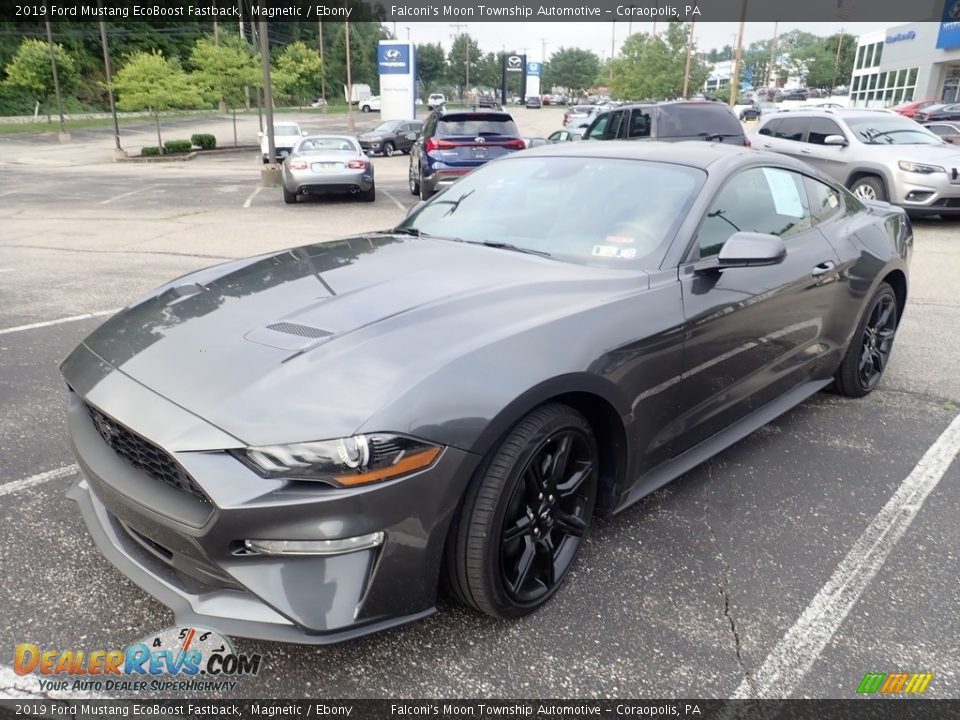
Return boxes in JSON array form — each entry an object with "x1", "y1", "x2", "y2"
[
  {"x1": 236, "y1": 434, "x2": 442, "y2": 487},
  {"x1": 898, "y1": 161, "x2": 945, "y2": 174}
]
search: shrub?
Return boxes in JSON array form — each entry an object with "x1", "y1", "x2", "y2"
[
  {"x1": 140, "y1": 146, "x2": 161, "y2": 156},
  {"x1": 190, "y1": 133, "x2": 216, "y2": 150},
  {"x1": 163, "y1": 139, "x2": 192, "y2": 154}
]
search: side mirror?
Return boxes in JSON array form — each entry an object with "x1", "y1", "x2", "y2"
[
  {"x1": 405, "y1": 132, "x2": 417, "y2": 140},
  {"x1": 823, "y1": 134, "x2": 848, "y2": 146},
  {"x1": 717, "y1": 232, "x2": 786, "y2": 268},
  {"x1": 302, "y1": 131, "x2": 309, "y2": 136}
]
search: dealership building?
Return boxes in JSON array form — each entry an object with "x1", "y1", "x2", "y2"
[{"x1": 849, "y1": 20, "x2": 960, "y2": 107}]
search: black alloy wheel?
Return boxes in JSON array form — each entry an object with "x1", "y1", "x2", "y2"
[
  {"x1": 445, "y1": 403, "x2": 598, "y2": 618},
  {"x1": 834, "y1": 282, "x2": 898, "y2": 397},
  {"x1": 382, "y1": 141, "x2": 395, "y2": 157}
]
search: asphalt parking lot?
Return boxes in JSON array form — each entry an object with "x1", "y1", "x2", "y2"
[{"x1": 1, "y1": 107, "x2": 959, "y2": 700}]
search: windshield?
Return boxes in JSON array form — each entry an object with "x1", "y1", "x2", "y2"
[
  {"x1": 846, "y1": 117, "x2": 942, "y2": 145},
  {"x1": 274, "y1": 124, "x2": 300, "y2": 136},
  {"x1": 399, "y1": 156, "x2": 704, "y2": 270},
  {"x1": 372, "y1": 121, "x2": 400, "y2": 133}
]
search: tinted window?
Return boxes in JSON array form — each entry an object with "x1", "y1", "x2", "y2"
[
  {"x1": 698, "y1": 168, "x2": 813, "y2": 258},
  {"x1": 927, "y1": 125, "x2": 951, "y2": 136},
  {"x1": 804, "y1": 176, "x2": 842, "y2": 224},
  {"x1": 437, "y1": 114, "x2": 518, "y2": 137},
  {"x1": 627, "y1": 109, "x2": 652, "y2": 138},
  {"x1": 758, "y1": 118, "x2": 781, "y2": 136},
  {"x1": 774, "y1": 118, "x2": 807, "y2": 142},
  {"x1": 807, "y1": 118, "x2": 844, "y2": 145},
  {"x1": 402, "y1": 157, "x2": 705, "y2": 270},
  {"x1": 607, "y1": 111, "x2": 625, "y2": 139},
  {"x1": 656, "y1": 105, "x2": 743, "y2": 139},
  {"x1": 845, "y1": 116, "x2": 941, "y2": 145}
]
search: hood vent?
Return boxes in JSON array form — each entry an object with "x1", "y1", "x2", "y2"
[{"x1": 266, "y1": 322, "x2": 333, "y2": 339}]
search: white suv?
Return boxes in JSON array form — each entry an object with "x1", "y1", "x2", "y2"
[
  {"x1": 427, "y1": 93, "x2": 446, "y2": 110},
  {"x1": 753, "y1": 109, "x2": 960, "y2": 216}
]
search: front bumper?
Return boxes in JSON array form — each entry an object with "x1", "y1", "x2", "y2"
[
  {"x1": 892, "y1": 167, "x2": 960, "y2": 214},
  {"x1": 63, "y1": 350, "x2": 478, "y2": 644}
]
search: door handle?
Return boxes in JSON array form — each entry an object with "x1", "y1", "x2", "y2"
[
  {"x1": 762, "y1": 143, "x2": 773, "y2": 149},
  {"x1": 800, "y1": 148, "x2": 812, "y2": 154},
  {"x1": 812, "y1": 260, "x2": 836, "y2": 277}
]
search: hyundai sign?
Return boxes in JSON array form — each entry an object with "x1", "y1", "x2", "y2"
[
  {"x1": 377, "y1": 44, "x2": 410, "y2": 75},
  {"x1": 937, "y1": 0, "x2": 960, "y2": 49},
  {"x1": 526, "y1": 62, "x2": 542, "y2": 77},
  {"x1": 377, "y1": 41, "x2": 416, "y2": 120}
]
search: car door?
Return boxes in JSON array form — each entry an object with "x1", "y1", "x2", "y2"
[
  {"x1": 793, "y1": 116, "x2": 850, "y2": 182},
  {"x1": 759, "y1": 116, "x2": 809, "y2": 160},
  {"x1": 671, "y1": 166, "x2": 843, "y2": 454}
]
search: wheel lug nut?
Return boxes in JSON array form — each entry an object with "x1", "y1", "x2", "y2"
[
  {"x1": 533, "y1": 528, "x2": 540, "y2": 536},
  {"x1": 538, "y1": 493, "x2": 544, "y2": 500},
  {"x1": 548, "y1": 495, "x2": 554, "y2": 502}
]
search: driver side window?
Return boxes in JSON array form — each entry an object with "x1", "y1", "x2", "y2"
[
  {"x1": 586, "y1": 115, "x2": 609, "y2": 140},
  {"x1": 697, "y1": 168, "x2": 813, "y2": 259}
]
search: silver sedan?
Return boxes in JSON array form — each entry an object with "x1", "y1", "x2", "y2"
[{"x1": 281, "y1": 135, "x2": 375, "y2": 204}]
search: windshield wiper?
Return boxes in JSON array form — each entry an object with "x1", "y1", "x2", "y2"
[
  {"x1": 390, "y1": 227, "x2": 430, "y2": 237},
  {"x1": 468, "y1": 240, "x2": 552, "y2": 257}
]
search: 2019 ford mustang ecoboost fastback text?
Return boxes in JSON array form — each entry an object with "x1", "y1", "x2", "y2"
[{"x1": 62, "y1": 142, "x2": 911, "y2": 643}]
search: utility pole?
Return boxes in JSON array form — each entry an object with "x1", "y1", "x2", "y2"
[
  {"x1": 345, "y1": 13, "x2": 354, "y2": 131},
  {"x1": 728, "y1": 0, "x2": 747, "y2": 107},
  {"x1": 682, "y1": 19, "x2": 696, "y2": 99},
  {"x1": 609, "y1": 21, "x2": 615, "y2": 84},
  {"x1": 318, "y1": 21, "x2": 327, "y2": 110},
  {"x1": 258, "y1": 16, "x2": 279, "y2": 185},
  {"x1": 97, "y1": 0, "x2": 121, "y2": 155},
  {"x1": 766, "y1": 21, "x2": 779, "y2": 88},
  {"x1": 239, "y1": 0, "x2": 250, "y2": 109},
  {"x1": 831, "y1": 29, "x2": 845, "y2": 92},
  {"x1": 42, "y1": 0, "x2": 67, "y2": 141}
]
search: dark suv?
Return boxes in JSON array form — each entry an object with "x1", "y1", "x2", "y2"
[
  {"x1": 408, "y1": 109, "x2": 524, "y2": 200},
  {"x1": 582, "y1": 101, "x2": 748, "y2": 146}
]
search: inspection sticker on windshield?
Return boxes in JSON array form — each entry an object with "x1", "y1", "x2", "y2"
[{"x1": 593, "y1": 245, "x2": 637, "y2": 259}]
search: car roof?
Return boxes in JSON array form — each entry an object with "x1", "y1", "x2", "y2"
[
  {"x1": 437, "y1": 109, "x2": 514, "y2": 119},
  {"x1": 299, "y1": 134, "x2": 359, "y2": 143},
  {"x1": 760, "y1": 108, "x2": 897, "y2": 120},
  {"x1": 514, "y1": 139, "x2": 773, "y2": 169}
]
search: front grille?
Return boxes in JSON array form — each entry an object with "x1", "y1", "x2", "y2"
[{"x1": 85, "y1": 403, "x2": 207, "y2": 499}]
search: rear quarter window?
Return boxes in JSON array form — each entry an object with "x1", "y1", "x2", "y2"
[{"x1": 656, "y1": 105, "x2": 743, "y2": 139}]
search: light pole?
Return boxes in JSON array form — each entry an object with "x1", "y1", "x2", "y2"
[
  {"x1": 96, "y1": 1, "x2": 121, "y2": 155},
  {"x1": 43, "y1": 0, "x2": 67, "y2": 141},
  {"x1": 258, "y1": 17, "x2": 279, "y2": 185},
  {"x1": 682, "y1": 19, "x2": 696, "y2": 99},
  {"x1": 831, "y1": 29, "x2": 846, "y2": 93},
  {"x1": 728, "y1": 0, "x2": 747, "y2": 108},
  {"x1": 345, "y1": 14, "x2": 354, "y2": 131},
  {"x1": 609, "y1": 21, "x2": 615, "y2": 84},
  {"x1": 318, "y1": 21, "x2": 327, "y2": 111}
]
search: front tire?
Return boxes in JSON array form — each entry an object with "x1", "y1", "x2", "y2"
[
  {"x1": 833, "y1": 282, "x2": 898, "y2": 397},
  {"x1": 362, "y1": 105, "x2": 371, "y2": 113},
  {"x1": 849, "y1": 176, "x2": 887, "y2": 202},
  {"x1": 444, "y1": 403, "x2": 598, "y2": 619},
  {"x1": 382, "y1": 141, "x2": 395, "y2": 157}
]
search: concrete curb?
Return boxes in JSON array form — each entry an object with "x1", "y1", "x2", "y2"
[{"x1": 115, "y1": 145, "x2": 259, "y2": 163}]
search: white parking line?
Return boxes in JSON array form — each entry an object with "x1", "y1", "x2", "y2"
[
  {"x1": 100, "y1": 185, "x2": 161, "y2": 205},
  {"x1": 0, "y1": 268, "x2": 14, "y2": 273},
  {"x1": 382, "y1": 189, "x2": 407, "y2": 212},
  {"x1": 243, "y1": 185, "x2": 264, "y2": 208},
  {"x1": 0, "y1": 308, "x2": 120, "y2": 336},
  {"x1": 731, "y1": 411, "x2": 960, "y2": 699},
  {"x1": 0, "y1": 464, "x2": 78, "y2": 498},
  {"x1": 0, "y1": 191, "x2": 19, "y2": 198}
]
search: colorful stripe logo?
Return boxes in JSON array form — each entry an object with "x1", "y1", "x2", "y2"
[{"x1": 857, "y1": 672, "x2": 933, "y2": 695}]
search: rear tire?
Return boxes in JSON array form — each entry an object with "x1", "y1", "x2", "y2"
[
  {"x1": 409, "y1": 167, "x2": 421, "y2": 196},
  {"x1": 360, "y1": 184, "x2": 376, "y2": 203},
  {"x1": 849, "y1": 176, "x2": 887, "y2": 202},
  {"x1": 444, "y1": 403, "x2": 598, "y2": 619},
  {"x1": 833, "y1": 282, "x2": 898, "y2": 397},
  {"x1": 419, "y1": 176, "x2": 434, "y2": 201},
  {"x1": 282, "y1": 187, "x2": 297, "y2": 204}
]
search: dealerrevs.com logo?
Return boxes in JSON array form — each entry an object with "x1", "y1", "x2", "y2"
[{"x1": 13, "y1": 627, "x2": 262, "y2": 693}]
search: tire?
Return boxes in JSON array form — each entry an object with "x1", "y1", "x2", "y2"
[
  {"x1": 849, "y1": 176, "x2": 887, "y2": 202},
  {"x1": 282, "y1": 186, "x2": 297, "y2": 204},
  {"x1": 444, "y1": 403, "x2": 599, "y2": 619},
  {"x1": 362, "y1": 105, "x2": 371, "y2": 113},
  {"x1": 409, "y1": 166, "x2": 420, "y2": 196},
  {"x1": 833, "y1": 282, "x2": 898, "y2": 398},
  {"x1": 360, "y1": 184, "x2": 376, "y2": 202},
  {"x1": 262, "y1": 155, "x2": 269, "y2": 165},
  {"x1": 419, "y1": 175, "x2": 434, "y2": 201},
  {"x1": 382, "y1": 141, "x2": 395, "y2": 157}
]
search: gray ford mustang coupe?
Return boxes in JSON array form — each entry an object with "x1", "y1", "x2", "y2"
[{"x1": 62, "y1": 142, "x2": 911, "y2": 643}]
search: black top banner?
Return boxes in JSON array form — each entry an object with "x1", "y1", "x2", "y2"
[{"x1": 0, "y1": 0, "x2": 956, "y2": 23}]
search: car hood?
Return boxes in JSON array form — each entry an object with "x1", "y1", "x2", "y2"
[
  {"x1": 357, "y1": 131, "x2": 390, "y2": 140},
  {"x1": 75, "y1": 235, "x2": 645, "y2": 446},
  {"x1": 892, "y1": 144, "x2": 960, "y2": 166}
]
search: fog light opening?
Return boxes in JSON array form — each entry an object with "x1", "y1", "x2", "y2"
[
  {"x1": 242, "y1": 532, "x2": 384, "y2": 556},
  {"x1": 906, "y1": 191, "x2": 934, "y2": 202}
]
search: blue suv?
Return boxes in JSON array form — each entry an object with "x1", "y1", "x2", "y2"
[{"x1": 408, "y1": 109, "x2": 524, "y2": 200}]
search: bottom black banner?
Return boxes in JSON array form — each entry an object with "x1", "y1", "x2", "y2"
[{"x1": 0, "y1": 699, "x2": 953, "y2": 720}]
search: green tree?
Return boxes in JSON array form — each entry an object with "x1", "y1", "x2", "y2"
[
  {"x1": 273, "y1": 41, "x2": 323, "y2": 108},
  {"x1": 415, "y1": 42, "x2": 446, "y2": 97},
  {"x1": 543, "y1": 47, "x2": 601, "y2": 94},
  {"x1": 325, "y1": 23, "x2": 390, "y2": 99},
  {"x1": 3, "y1": 38, "x2": 80, "y2": 122},
  {"x1": 189, "y1": 35, "x2": 259, "y2": 145},
  {"x1": 446, "y1": 34, "x2": 482, "y2": 99},
  {"x1": 610, "y1": 23, "x2": 707, "y2": 100},
  {"x1": 112, "y1": 50, "x2": 203, "y2": 152}
]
